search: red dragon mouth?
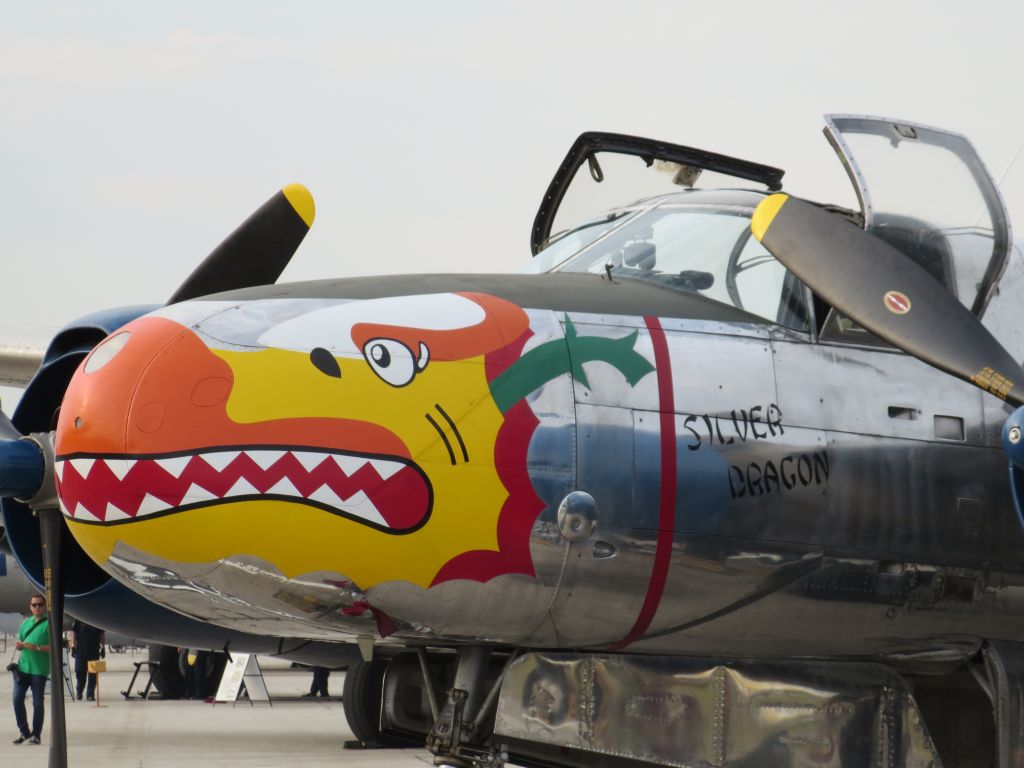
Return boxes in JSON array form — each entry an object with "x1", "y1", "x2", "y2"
[{"x1": 55, "y1": 447, "x2": 432, "y2": 533}]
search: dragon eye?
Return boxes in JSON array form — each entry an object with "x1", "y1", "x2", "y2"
[
  {"x1": 363, "y1": 338, "x2": 417, "y2": 387},
  {"x1": 309, "y1": 347, "x2": 341, "y2": 378}
]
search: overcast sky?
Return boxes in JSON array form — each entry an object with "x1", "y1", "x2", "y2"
[{"x1": 1, "y1": 0, "x2": 1022, "y2": 354}]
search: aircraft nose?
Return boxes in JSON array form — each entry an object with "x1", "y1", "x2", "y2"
[
  {"x1": 54, "y1": 313, "x2": 235, "y2": 520},
  {"x1": 58, "y1": 317, "x2": 191, "y2": 457}
]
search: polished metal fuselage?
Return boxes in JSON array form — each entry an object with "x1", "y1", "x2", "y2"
[
  {"x1": 74, "y1": 249, "x2": 1024, "y2": 669},
  {"x1": 494, "y1": 652, "x2": 940, "y2": 768}
]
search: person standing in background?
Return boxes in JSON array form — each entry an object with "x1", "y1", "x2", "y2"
[
  {"x1": 11, "y1": 594, "x2": 49, "y2": 745},
  {"x1": 69, "y1": 618, "x2": 105, "y2": 701},
  {"x1": 304, "y1": 666, "x2": 330, "y2": 698}
]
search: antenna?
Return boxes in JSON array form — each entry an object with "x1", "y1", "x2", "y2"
[{"x1": 997, "y1": 135, "x2": 1024, "y2": 187}]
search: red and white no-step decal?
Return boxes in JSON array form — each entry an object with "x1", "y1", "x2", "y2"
[{"x1": 883, "y1": 290, "x2": 912, "y2": 315}]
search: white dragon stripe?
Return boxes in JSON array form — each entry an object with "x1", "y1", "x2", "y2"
[{"x1": 55, "y1": 461, "x2": 65, "y2": 484}]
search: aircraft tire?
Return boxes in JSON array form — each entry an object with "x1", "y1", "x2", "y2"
[
  {"x1": 342, "y1": 659, "x2": 388, "y2": 745},
  {"x1": 149, "y1": 644, "x2": 186, "y2": 699}
]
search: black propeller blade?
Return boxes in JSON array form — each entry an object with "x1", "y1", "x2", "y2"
[
  {"x1": 751, "y1": 194, "x2": 1024, "y2": 407},
  {"x1": 0, "y1": 182, "x2": 316, "y2": 767},
  {"x1": 167, "y1": 183, "x2": 315, "y2": 304}
]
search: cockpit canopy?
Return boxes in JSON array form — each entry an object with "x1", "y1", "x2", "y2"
[
  {"x1": 522, "y1": 190, "x2": 811, "y2": 332},
  {"x1": 527, "y1": 117, "x2": 1014, "y2": 336}
]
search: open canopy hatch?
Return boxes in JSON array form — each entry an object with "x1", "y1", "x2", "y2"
[
  {"x1": 822, "y1": 114, "x2": 1012, "y2": 317},
  {"x1": 530, "y1": 132, "x2": 784, "y2": 256},
  {"x1": 533, "y1": 118, "x2": 1013, "y2": 320}
]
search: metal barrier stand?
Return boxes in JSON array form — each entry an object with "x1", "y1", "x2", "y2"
[{"x1": 121, "y1": 660, "x2": 161, "y2": 700}]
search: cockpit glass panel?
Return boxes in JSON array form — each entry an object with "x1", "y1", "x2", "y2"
[
  {"x1": 520, "y1": 210, "x2": 636, "y2": 275},
  {"x1": 533, "y1": 133, "x2": 784, "y2": 255},
  {"x1": 824, "y1": 116, "x2": 1011, "y2": 315},
  {"x1": 551, "y1": 204, "x2": 811, "y2": 332},
  {"x1": 841, "y1": 131, "x2": 988, "y2": 302},
  {"x1": 548, "y1": 152, "x2": 694, "y2": 247}
]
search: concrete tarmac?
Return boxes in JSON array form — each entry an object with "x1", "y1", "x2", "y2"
[{"x1": 1, "y1": 650, "x2": 433, "y2": 767}]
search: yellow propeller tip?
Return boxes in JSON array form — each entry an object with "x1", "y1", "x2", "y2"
[
  {"x1": 751, "y1": 193, "x2": 789, "y2": 241},
  {"x1": 282, "y1": 183, "x2": 315, "y2": 228}
]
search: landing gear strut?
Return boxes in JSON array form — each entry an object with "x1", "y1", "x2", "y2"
[{"x1": 426, "y1": 647, "x2": 514, "y2": 768}]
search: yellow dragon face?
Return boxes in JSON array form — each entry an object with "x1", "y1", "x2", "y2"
[{"x1": 55, "y1": 292, "x2": 547, "y2": 590}]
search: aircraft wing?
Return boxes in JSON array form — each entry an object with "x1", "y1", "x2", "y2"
[{"x1": 0, "y1": 343, "x2": 43, "y2": 388}]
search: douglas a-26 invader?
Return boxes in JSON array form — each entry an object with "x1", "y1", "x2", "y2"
[{"x1": 4, "y1": 115, "x2": 1024, "y2": 768}]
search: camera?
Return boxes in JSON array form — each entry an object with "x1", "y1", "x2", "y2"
[{"x1": 5, "y1": 662, "x2": 18, "y2": 673}]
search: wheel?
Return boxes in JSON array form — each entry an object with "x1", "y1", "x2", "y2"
[
  {"x1": 343, "y1": 660, "x2": 388, "y2": 744},
  {"x1": 149, "y1": 644, "x2": 185, "y2": 699},
  {"x1": 148, "y1": 645, "x2": 226, "y2": 699}
]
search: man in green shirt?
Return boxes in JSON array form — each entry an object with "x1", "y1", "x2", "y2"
[{"x1": 12, "y1": 593, "x2": 49, "y2": 745}]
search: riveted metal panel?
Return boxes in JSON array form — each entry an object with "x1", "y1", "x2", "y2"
[
  {"x1": 565, "y1": 313, "x2": 775, "y2": 416},
  {"x1": 555, "y1": 390, "x2": 831, "y2": 648},
  {"x1": 825, "y1": 432, "x2": 1023, "y2": 565},
  {"x1": 772, "y1": 337, "x2": 985, "y2": 445},
  {"x1": 495, "y1": 653, "x2": 940, "y2": 768}
]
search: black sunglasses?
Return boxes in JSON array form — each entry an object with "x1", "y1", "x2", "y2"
[{"x1": 29, "y1": 602, "x2": 44, "y2": 607}]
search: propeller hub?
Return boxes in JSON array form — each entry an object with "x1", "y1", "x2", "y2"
[
  {"x1": 0, "y1": 437, "x2": 45, "y2": 500},
  {"x1": 1004, "y1": 408, "x2": 1024, "y2": 469}
]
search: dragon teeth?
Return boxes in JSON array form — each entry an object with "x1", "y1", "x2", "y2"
[
  {"x1": 369, "y1": 458, "x2": 403, "y2": 481},
  {"x1": 69, "y1": 458, "x2": 95, "y2": 478},
  {"x1": 107, "y1": 459, "x2": 135, "y2": 481},
  {"x1": 308, "y1": 485, "x2": 387, "y2": 527},
  {"x1": 155, "y1": 456, "x2": 191, "y2": 478},
  {"x1": 247, "y1": 450, "x2": 283, "y2": 471},
  {"x1": 293, "y1": 451, "x2": 327, "y2": 473},
  {"x1": 184, "y1": 483, "x2": 218, "y2": 504},
  {"x1": 61, "y1": 449, "x2": 407, "y2": 522},
  {"x1": 332, "y1": 454, "x2": 366, "y2": 476},
  {"x1": 308, "y1": 484, "x2": 344, "y2": 509},
  {"x1": 137, "y1": 493, "x2": 170, "y2": 517},
  {"x1": 201, "y1": 451, "x2": 239, "y2": 472},
  {"x1": 74, "y1": 505, "x2": 101, "y2": 522},
  {"x1": 338, "y1": 489, "x2": 387, "y2": 527},
  {"x1": 267, "y1": 477, "x2": 300, "y2": 497},
  {"x1": 104, "y1": 502, "x2": 132, "y2": 522},
  {"x1": 226, "y1": 477, "x2": 260, "y2": 498}
]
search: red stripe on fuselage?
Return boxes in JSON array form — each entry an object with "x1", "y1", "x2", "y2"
[{"x1": 608, "y1": 316, "x2": 675, "y2": 651}]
